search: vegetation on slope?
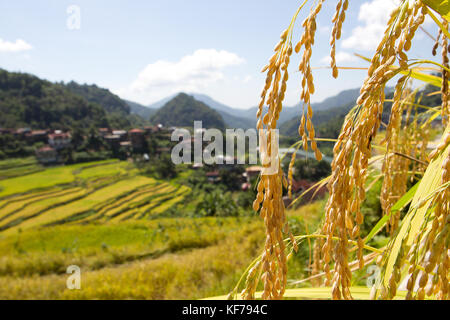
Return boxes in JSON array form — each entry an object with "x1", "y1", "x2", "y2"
[
  {"x1": 150, "y1": 93, "x2": 226, "y2": 130},
  {"x1": 0, "y1": 69, "x2": 109, "y2": 129},
  {"x1": 0, "y1": 69, "x2": 150, "y2": 130}
]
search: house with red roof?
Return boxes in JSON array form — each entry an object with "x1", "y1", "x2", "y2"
[
  {"x1": 35, "y1": 146, "x2": 58, "y2": 164},
  {"x1": 48, "y1": 131, "x2": 71, "y2": 150}
]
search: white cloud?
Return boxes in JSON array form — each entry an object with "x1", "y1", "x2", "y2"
[
  {"x1": 320, "y1": 51, "x2": 356, "y2": 64},
  {"x1": 342, "y1": 0, "x2": 400, "y2": 51},
  {"x1": 0, "y1": 38, "x2": 32, "y2": 53},
  {"x1": 116, "y1": 49, "x2": 244, "y2": 104}
]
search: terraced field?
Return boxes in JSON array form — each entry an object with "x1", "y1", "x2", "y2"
[
  {"x1": 0, "y1": 158, "x2": 274, "y2": 299},
  {"x1": 0, "y1": 160, "x2": 191, "y2": 236},
  {"x1": 0, "y1": 158, "x2": 43, "y2": 181}
]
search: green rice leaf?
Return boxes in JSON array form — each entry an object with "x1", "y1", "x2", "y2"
[
  {"x1": 364, "y1": 181, "x2": 419, "y2": 244},
  {"x1": 383, "y1": 126, "x2": 450, "y2": 287},
  {"x1": 423, "y1": 0, "x2": 450, "y2": 21},
  {"x1": 355, "y1": 54, "x2": 443, "y2": 87}
]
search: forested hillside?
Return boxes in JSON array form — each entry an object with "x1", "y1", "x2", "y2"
[
  {"x1": 150, "y1": 93, "x2": 226, "y2": 130},
  {"x1": 0, "y1": 69, "x2": 151, "y2": 129},
  {"x1": 65, "y1": 82, "x2": 150, "y2": 128},
  {"x1": 0, "y1": 69, "x2": 109, "y2": 129}
]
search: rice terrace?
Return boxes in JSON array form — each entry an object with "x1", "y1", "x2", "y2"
[{"x1": 0, "y1": 0, "x2": 449, "y2": 305}]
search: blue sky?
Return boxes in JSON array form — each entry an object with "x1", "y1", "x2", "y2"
[{"x1": 0, "y1": 0, "x2": 438, "y2": 109}]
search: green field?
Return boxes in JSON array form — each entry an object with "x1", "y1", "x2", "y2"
[{"x1": 0, "y1": 160, "x2": 272, "y2": 299}]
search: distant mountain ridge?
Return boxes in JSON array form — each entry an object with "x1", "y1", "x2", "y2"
[
  {"x1": 136, "y1": 88, "x2": 362, "y2": 130},
  {"x1": 150, "y1": 93, "x2": 226, "y2": 130},
  {"x1": 239, "y1": 88, "x2": 362, "y2": 125},
  {"x1": 189, "y1": 93, "x2": 254, "y2": 129},
  {"x1": 147, "y1": 95, "x2": 177, "y2": 110},
  {"x1": 279, "y1": 87, "x2": 395, "y2": 137},
  {"x1": 126, "y1": 100, "x2": 156, "y2": 119},
  {"x1": 279, "y1": 102, "x2": 355, "y2": 137}
]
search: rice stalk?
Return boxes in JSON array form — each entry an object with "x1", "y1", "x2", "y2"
[{"x1": 238, "y1": 0, "x2": 450, "y2": 301}]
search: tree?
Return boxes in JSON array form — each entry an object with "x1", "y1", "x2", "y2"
[
  {"x1": 85, "y1": 126, "x2": 104, "y2": 151},
  {"x1": 195, "y1": 189, "x2": 238, "y2": 217},
  {"x1": 219, "y1": 166, "x2": 245, "y2": 191},
  {"x1": 71, "y1": 124, "x2": 85, "y2": 151},
  {"x1": 140, "y1": 154, "x2": 177, "y2": 179},
  {"x1": 293, "y1": 159, "x2": 331, "y2": 181}
]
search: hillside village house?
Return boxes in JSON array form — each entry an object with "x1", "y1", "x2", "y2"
[
  {"x1": 98, "y1": 128, "x2": 110, "y2": 137},
  {"x1": 129, "y1": 128, "x2": 145, "y2": 151},
  {"x1": 243, "y1": 166, "x2": 263, "y2": 183},
  {"x1": 143, "y1": 126, "x2": 156, "y2": 134},
  {"x1": 35, "y1": 146, "x2": 58, "y2": 164},
  {"x1": 104, "y1": 134, "x2": 121, "y2": 150},
  {"x1": 0, "y1": 128, "x2": 13, "y2": 135},
  {"x1": 48, "y1": 131, "x2": 71, "y2": 150},
  {"x1": 241, "y1": 166, "x2": 263, "y2": 191},
  {"x1": 206, "y1": 171, "x2": 220, "y2": 183},
  {"x1": 14, "y1": 127, "x2": 31, "y2": 136},
  {"x1": 26, "y1": 130, "x2": 48, "y2": 143},
  {"x1": 143, "y1": 126, "x2": 163, "y2": 134},
  {"x1": 112, "y1": 130, "x2": 128, "y2": 141},
  {"x1": 119, "y1": 141, "x2": 132, "y2": 156}
]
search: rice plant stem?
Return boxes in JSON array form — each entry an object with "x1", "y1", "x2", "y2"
[{"x1": 392, "y1": 152, "x2": 429, "y2": 166}]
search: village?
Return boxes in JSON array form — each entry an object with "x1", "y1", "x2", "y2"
[
  {"x1": 0, "y1": 124, "x2": 330, "y2": 208},
  {"x1": 0, "y1": 125, "x2": 174, "y2": 164}
]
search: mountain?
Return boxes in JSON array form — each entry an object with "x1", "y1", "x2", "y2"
[
  {"x1": 150, "y1": 93, "x2": 226, "y2": 130},
  {"x1": 65, "y1": 81, "x2": 130, "y2": 115},
  {"x1": 298, "y1": 88, "x2": 362, "y2": 112},
  {"x1": 190, "y1": 93, "x2": 237, "y2": 114},
  {"x1": 147, "y1": 95, "x2": 177, "y2": 109},
  {"x1": 126, "y1": 100, "x2": 156, "y2": 119},
  {"x1": 189, "y1": 93, "x2": 254, "y2": 129},
  {"x1": 146, "y1": 92, "x2": 254, "y2": 129},
  {"x1": 280, "y1": 102, "x2": 355, "y2": 137},
  {"x1": 64, "y1": 82, "x2": 153, "y2": 128},
  {"x1": 243, "y1": 88, "x2": 363, "y2": 126},
  {"x1": 0, "y1": 69, "x2": 110, "y2": 129},
  {"x1": 141, "y1": 89, "x2": 362, "y2": 130},
  {"x1": 279, "y1": 87, "x2": 399, "y2": 138},
  {"x1": 218, "y1": 111, "x2": 255, "y2": 130}
]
